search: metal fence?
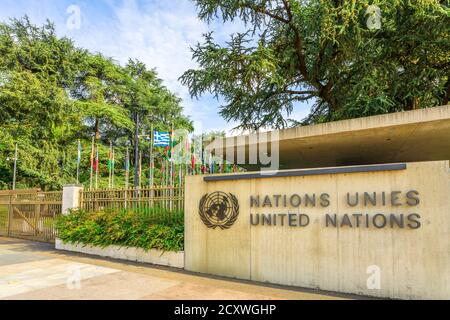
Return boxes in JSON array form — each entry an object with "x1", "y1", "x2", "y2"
[
  {"x1": 80, "y1": 186, "x2": 184, "y2": 225},
  {"x1": 0, "y1": 190, "x2": 62, "y2": 243}
]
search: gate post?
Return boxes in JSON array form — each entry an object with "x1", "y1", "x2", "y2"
[
  {"x1": 62, "y1": 185, "x2": 83, "y2": 215},
  {"x1": 7, "y1": 194, "x2": 12, "y2": 236}
]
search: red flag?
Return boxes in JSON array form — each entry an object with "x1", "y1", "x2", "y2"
[
  {"x1": 191, "y1": 154, "x2": 196, "y2": 170},
  {"x1": 90, "y1": 140, "x2": 95, "y2": 167},
  {"x1": 94, "y1": 149, "x2": 99, "y2": 171}
]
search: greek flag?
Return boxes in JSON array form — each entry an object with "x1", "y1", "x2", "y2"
[{"x1": 153, "y1": 131, "x2": 170, "y2": 147}]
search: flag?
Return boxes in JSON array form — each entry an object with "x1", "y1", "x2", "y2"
[
  {"x1": 94, "y1": 147, "x2": 99, "y2": 171},
  {"x1": 185, "y1": 139, "x2": 190, "y2": 165},
  {"x1": 107, "y1": 144, "x2": 112, "y2": 170},
  {"x1": 191, "y1": 141, "x2": 196, "y2": 172},
  {"x1": 124, "y1": 147, "x2": 130, "y2": 190},
  {"x1": 170, "y1": 128, "x2": 175, "y2": 159},
  {"x1": 94, "y1": 144, "x2": 99, "y2": 189},
  {"x1": 77, "y1": 140, "x2": 82, "y2": 165},
  {"x1": 164, "y1": 146, "x2": 170, "y2": 160},
  {"x1": 191, "y1": 152, "x2": 196, "y2": 171},
  {"x1": 76, "y1": 140, "x2": 82, "y2": 184},
  {"x1": 125, "y1": 149, "x2": 130, "y2": 172},
  {"x1": 201, "y1": 148, "x2": 206, "y2": 174},
  {"x1": 108, "y1": 142, "x2": 112, "y2": 188},
  {"x1": 149, "y1": 158, "x2": 154, "y2": 171},
  {"x1": 112, "y1": 147, "x2": 115, "y2": 171},
  {"x1": 153, "y1": 131, "x2": 170, "y2": 147},
  {"x1": 90, "y1": 139, "x2": 95, "y2": 168},
  {"x1": 167, "y1": 128, "x2": 180, "y2": 161}
]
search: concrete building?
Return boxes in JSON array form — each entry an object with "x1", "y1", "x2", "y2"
[
  {"x1": 211, "y1": 104, "x2": 450, "y2": 171},
  {"x1": 185, "y1": 105, "x2": 450, "y2": 299}
]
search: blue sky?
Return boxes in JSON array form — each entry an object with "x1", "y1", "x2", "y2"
[{"x1": 0, "y1": 0, "x2": 312, "y2": 135}]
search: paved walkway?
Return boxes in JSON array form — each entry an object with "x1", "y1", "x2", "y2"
[{"x1": 0, "y1": 237, "x2": 353, "y2": 300}]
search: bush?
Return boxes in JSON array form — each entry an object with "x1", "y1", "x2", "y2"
[{"x1": 55, "y1": 209, "x2": 184, "y2": 252}]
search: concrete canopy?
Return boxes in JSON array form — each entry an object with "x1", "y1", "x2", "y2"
[{"x1": 208, "y1": 105, "x2": 450, "y2": 170}]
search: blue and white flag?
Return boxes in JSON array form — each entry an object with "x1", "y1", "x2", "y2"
[{"x1": 153, "y1": 131, "x2": 170, "y2": 147}]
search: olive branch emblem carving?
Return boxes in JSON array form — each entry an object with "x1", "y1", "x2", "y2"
[{"x1": 199, "y1": 192, "x2": 239, "y2": 230}]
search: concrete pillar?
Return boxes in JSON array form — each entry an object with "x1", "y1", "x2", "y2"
[{"x1": 62, "y1": 184, "x2": 83, "y2": 215}]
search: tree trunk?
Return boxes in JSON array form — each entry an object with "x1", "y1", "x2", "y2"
[
  {"x1": 412, "y1": 97, "x2": 419, "y2": 110},
  {"x1": 94, "y1": 117, "x2": 100, "y2": 140}
]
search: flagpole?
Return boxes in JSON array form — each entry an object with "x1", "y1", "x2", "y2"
[
  {"x1": 185, "y1": 136, "x2": 189, "y2": 179},
  {"x1": 202, "y1": 138, "x2": 206, "y2": 175},
  {"x1": 139, "y1": 150, "x2": 142, "y2": 189},
  {"x1": 125, "y1": 147, "x2": 129, "y2": 189},
  {"x1": 170, "y1": 124, "x2": 174, "y2": 211},
  {"x1": 134, "y1": 113, "x2": 140, "y2": 189},
  {"x1": 12, "y1": 143, "x2": 18, "y2": 190},
  {"x1": 148, "y1": 127, "x2": 153, "y2": 208},
  {"x1": 164, "y1": 159, "x2": 168, "y2": 209},
  {"x1": 95, "y1": 144, "x2": 99, "y2": 189},
  {"x1": 170, "y1": 124, "x2": 174, "y2": 186},
  {"x1": 178, "y1": 141, "x2": 182, "y2": 186},
  {"x1": 138, "y1": 150, "x2": 142, "y2": 209},
  {"x1": 76, "y1": 140, "x2": 80, "y2": 185},
  {"x1": 125, "y1": 147, "x2": 129, "y2": 209},
  {"x1": 208, "y1": 153, "x2": 211, "y2": 174},
  {"x1": 111, "y1": 146, "x2": 115, "y2": 188},
  {"x1": 108, "y1": 141, "x2": 112, "y2": 189},
  {"x1": 89, "y1": 137, "x2": 94, "y2": 190},
  {"x1": 160, "y1": 159, "x2": 164, "y2": 185},
  {"x1": 149, "y1": 126, "x2": 154, "y2": 188},
  {"x1": 191, "y1": 137, "x2": 195, "y2": 176}
]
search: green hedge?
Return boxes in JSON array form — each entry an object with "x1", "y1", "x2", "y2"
[{"x1": 55, "y1": 209, "x2": 184, "y2": 252}]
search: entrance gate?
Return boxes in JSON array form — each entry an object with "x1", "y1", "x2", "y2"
[{"x1": 0, "y1": 189, "x2": 62, "y2": 243}]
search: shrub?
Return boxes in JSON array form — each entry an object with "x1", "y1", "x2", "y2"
[{"x1": 55, "y1": 209, "x2": 184, "y2": 252}]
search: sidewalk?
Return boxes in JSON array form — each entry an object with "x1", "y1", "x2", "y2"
[{"x1": 0, "y1": 237, "x2": 356, "y2": 300}]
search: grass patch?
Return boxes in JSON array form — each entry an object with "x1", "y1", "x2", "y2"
[{"x1": 56, "y1": 209, "x2": 184, "y2": 252}]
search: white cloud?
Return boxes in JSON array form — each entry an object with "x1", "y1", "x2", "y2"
[
  {"x1": 0, "y1": 0, "x2": 311, "y2": 135},
  {"x1": 79, "y1": 0, "x2": 230, "y2": 130},
  {"x1": 98, "y1": 0, "x2": 206, "y2": 97},
  {"x1": 95, "y1": 0, "x2": 251, "y2": 133}
]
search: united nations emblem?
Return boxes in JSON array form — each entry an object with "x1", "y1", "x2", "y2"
[{"x1": 199, "y1": 192, "x2": 239, "y2": 230}]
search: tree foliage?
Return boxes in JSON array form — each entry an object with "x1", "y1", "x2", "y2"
[
  {"x1": 0, "y1": 17, "x2": 193, "y2": 190},
  {"x1": 181, "y1": 0, "x2": 450, "y2": 129}
]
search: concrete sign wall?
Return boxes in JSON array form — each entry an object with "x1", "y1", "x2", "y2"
[{"x1": 184, "y1": 161, "x2": 450, "y2": 299}]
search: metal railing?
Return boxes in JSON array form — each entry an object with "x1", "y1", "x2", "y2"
[{"x1": 80, "y1": 186, "x2": 184, "y2": 225}]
